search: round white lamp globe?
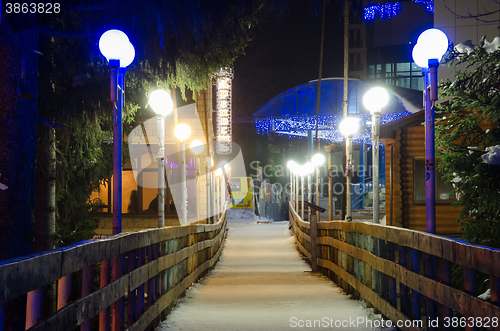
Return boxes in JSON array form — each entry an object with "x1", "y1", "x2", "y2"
[
  {"x1": 287, "y1": 160, "x2": 297, "y2": 172},
  {"x1": 412, "y1": 43, "x2": 429, "y2": 68},
  {"x1": 174, "y1": 124, "x2": 191, "y2": 142},
  {"x1": 363, "y1": 87, "x2": 389, "y2": 114},
  {"x1": 339, "y1": 117, "x2": 360, "y2": 137},
  {"x1": 119, "y1": 42, "x2": 135, "y2": 68},
  {"x1": 311, "y1": 153, "x2": 325, "y2": 166},
  {"x1": 190, "y1": 140, "x2": 204, "y2": 155},
  {"x1": 149, "y1": 90, "x2": 173, "y2": 116},
  {"x1": 99, "y1": 30, "x2": 130, "y2": 61}
]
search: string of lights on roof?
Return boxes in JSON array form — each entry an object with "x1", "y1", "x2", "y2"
[
  {"x1": 255, "y1": 111, "x2": 410, "y2": 145},
  {"x1": 364, "y1": 0, "x2": 434, "y2": 21}
]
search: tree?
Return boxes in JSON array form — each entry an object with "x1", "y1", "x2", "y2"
[{"x1": 436, "y1": 43, "x2": 500, "y2": 248}]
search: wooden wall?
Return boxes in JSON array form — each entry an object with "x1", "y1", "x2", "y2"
[{"x1": 385, "y1": 125, "x2": 462, "y2": 235}]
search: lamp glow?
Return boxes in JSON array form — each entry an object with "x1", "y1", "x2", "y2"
[
  {"x1": 311, "y1": 153, "x2": 325, "y2": 166},
  {"x1": 99, "y1": 30, "x2": 130, "y2": 62},
  {"x1": 149, "y1": 90, "x2": 173, "y2": 116},
  {"x1": 363, "y1": 87, "x2": 389, "y2": 114},
  {"x1": 190, "y1": 140, "x2": 204, "y2": 155},
  {"x1": 412, "y1": 28, "x2": 449, "y2": 67},
  {"x1": 174, "y1": 124, "x2": 191, "y2": 142},
  {"x1": 119, "y1": 42, "x2": 135, "y2": 67},
  {"x1": 339, "y1": 117, "x2": 360, "y2": 137}
]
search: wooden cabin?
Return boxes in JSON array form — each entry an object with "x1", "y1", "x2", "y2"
[{"x1": 380, "y1": 110, "x2": 463, "y2": 236}]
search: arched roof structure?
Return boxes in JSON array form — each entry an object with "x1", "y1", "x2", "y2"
[{"x1": 253, "y1": 78, "x2": 422, "y2": 144}]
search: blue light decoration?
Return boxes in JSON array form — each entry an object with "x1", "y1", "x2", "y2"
[
  {"x1": 412, "y1": 0, "x2": 434, "y2": 13},
  {"x1": 364, "y1": 2, "x2": 401, "y2": 21},
  {"x1": 255, "y1": 111, "x2": 411, "y2": 145}
]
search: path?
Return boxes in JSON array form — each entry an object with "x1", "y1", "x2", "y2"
[{"x1": 159, "y1": 211, "x2": 391, "y2": 330}]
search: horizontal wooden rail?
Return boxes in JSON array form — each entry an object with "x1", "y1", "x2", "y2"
[
  {"x1": 0, "y1": 212, "x2": 227, "y2": 331},
  {"x1": 289, "y1": 203, "x2": 500, "y2": 331}
]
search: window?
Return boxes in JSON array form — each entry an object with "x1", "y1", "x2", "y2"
[
  {"x1": 413, "y1": 158, "x2": 455, "y2": 204},
  {"x1": 367, "y1": 61, "x2": 423, "y2": 90}
]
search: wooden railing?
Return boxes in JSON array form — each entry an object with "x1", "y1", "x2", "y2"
[
  {"x1": 290, "y1": 204, "x2": 500, "y2": 330},
  {"x1": 0, "y1": 212, "x2": 227, "y2": 331}
]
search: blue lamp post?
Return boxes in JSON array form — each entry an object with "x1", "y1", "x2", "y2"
[
  {"x1": 412, "y1": 28, "x2": 448, "y2": 234},
  {"x1": 99, "y1": 29, "x2": 135, "y2": 235},
  {"x1": 412, "y1": 28, "x2": 448, "y2": 329},
  {"x1": 99, "y1": 29, "x2": 135, "y2": 331}
]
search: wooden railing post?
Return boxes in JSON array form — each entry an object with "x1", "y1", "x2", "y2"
[
  {"x1": 398, "y1": 245, "x2": 409, "y2": 316},
  {"x1": 0, "y1": 304, "x2": 4, "y2": 331},
  {"x1": 310, "y1": 214, "x2": 317, "y2": 272},
  {"x1": 127, "y1": 250, "x2": 137, "y2": 327},
  {"x1": 81, "y1": 265, "x2": 94, "y2": 331},
  {"x1": 57, "y1": 274, "x2": 72, "y2": 310},
  {"x1": 146, "y1": 245, "x2": 155, "y2": 331},
  {"x1": 111, "y1": 254, "x2": 125, "y2": 331},
  {"x1": 136, "y1": 248, "x2": 146, "y2": 319},
  {"x1": 463, "y1": 267, "x2": 477, "y2": 331},
  {"x1": 387, "y1": 242, "x2": 397, "y2": 308},
  {"x1": 409, "y1": 249, "x2": 421, "y2": 321},
  {"x1": 491, "y1": 276, "x2": 500, "y2": 306},
  {"x1": 25, "y1": 288, "x2": 43, "y2": 329},
  {"x1": 441, "y1": 259, "x2": 453, "y2": 330},
  {"x1": 424, "y1": 253, "x2": 437, "y2": 329},
  {"x1": 378, "y1": 239, "x2": 387, "y2": 302},
  {"x1": 99, "y1": 259, "x2": 111, "y2": 331}
]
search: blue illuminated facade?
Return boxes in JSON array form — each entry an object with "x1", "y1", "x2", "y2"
[
  {"x1": 253, "y1": 78, "x2": 417, "y2": 144},
  {"x1": 364, "y1": 0, "x2": 434, "y2": 21}
]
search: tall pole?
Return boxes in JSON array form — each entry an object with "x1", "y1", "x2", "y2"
[
  {"x1": 341, "y1": 0, "x2": 350, "y2": 221},
  {"x1": 111, "y1": 62, "x2": 122, "y2": 235},
  {"x1": 206, "y1": 162, "x2": 211, "y2": 223},
  {"x1": 346, "y1": 135, "x2": 353, "y2": 221},
  {"x1": 157, "y1": 115, "x2": 165, "y2": 228},
  {"x1": 295, "y1": 173, "x2": 299, "y2": 211},
  {"x1": 180, "y1": 141, "x2": 187, "y2": 225},
  {"x1": 195, "y1": 156, "x2": 200, "y2": 222},
  {"x1": 211, "y1": 172, "x2": 216, "y2": 223},
  {"x1": 426, "y1": 61, "x2": 438, "y2": 234},
  {"x1": 372, "y1": 111, "x2": 380, "y2": 224},
  {"x1": 314, "y1": 0, "x2": 327, "y2": 141},
  {"x1": 301, "y1": 176, "x2": 305, "y2": 220}
]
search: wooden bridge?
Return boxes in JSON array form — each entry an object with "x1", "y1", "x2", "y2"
[{"x1": 1, "y1": 204, "x2": 500, "y2": 330}]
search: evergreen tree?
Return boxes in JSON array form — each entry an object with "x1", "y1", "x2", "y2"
[{"x1": 436, "y1": 42, "x2": 500, "y2": 248}]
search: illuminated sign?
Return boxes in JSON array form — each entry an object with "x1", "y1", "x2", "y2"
[{"x1": 216, "y1": 68, "x2": 233, "y2": 154}]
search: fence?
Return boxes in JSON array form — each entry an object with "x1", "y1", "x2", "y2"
[
  {"x1": 0, "y1": 212, "x2": 227, "y2": 331},
  {"x1": 289, "y1": 203, "x2": 500, "y2": 330}
]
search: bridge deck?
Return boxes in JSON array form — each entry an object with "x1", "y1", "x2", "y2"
[{"x1": 159, "y1": 216, "x2": 389, "y2": 330}]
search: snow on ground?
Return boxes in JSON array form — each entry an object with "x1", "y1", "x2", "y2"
[{"x1": 159, "y1": 211, "x2": 394, "y2": 331}]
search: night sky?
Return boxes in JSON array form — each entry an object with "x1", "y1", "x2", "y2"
[{"x1": 232, "y1": 2, "x2": 345, "y2": 117}]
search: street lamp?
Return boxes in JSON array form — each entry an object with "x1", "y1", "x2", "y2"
[
  {"x1": 149, "y1": 90, "x2": 173, "y2": 228},
  {"x1": 190, "y1": 140, "x2": 204, "y2": 222},
  {"x1": 363, "y1": 87, "x2": 389, "y2": 224},
  {"x1": 174, "y1": 124, "x2": 191, "y2": 225},
  {"x1": 99, "y1": 29, "x2": 135, "y2": 234},
  {"x1": 99, "y1": 28, "x2": 135, "y2": 331},
  {"x1": 339, "y1": 117, "x2": 360, "y2": 221},
  {"x1": 412, "y1": 28, "x2": 448, "y2": 234}
]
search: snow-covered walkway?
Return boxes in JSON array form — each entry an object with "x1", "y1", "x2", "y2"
[{"x1": 159, "y1": 210, "x2": 392, "y2": 331}]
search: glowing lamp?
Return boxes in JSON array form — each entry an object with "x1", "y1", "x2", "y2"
[
  {"x1": 99, "y1": 30, "x2": 135, "y2": 67},
  {"x1": 190, "y1": 140, "x2": 204, "y2": 155},
  {"x1": 311, "y1": 153, "x2": 325, "y2": 166},
  {"x1": 149, "y1": 90, "x2": 173, "y2": 116},
  {"x1": 363, "y1": 87, "x2": 389, "y2": 114},
  {"x1": 174, "y1": 124, "x2": 191, "y2": 142},
  {"x1": 412, "y1": 28, "x2": 448, "y2": 68},
  {"x1": 339, "y1": 117, "x2": 360, "y2": 137},
  {"x1": 287, "y1": 160, "x2": 298, "y2": 172}
]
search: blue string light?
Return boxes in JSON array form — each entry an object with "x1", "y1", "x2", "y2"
[
  {"x1": 412, "y1": 0, "x2": 434, "y2": 13},
  {"x1": 255, "y1": 111, "x2": 410, "y2": 145},
  {"x1": 364, "y1": 2, "x2": 402, "y2": 21}
]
